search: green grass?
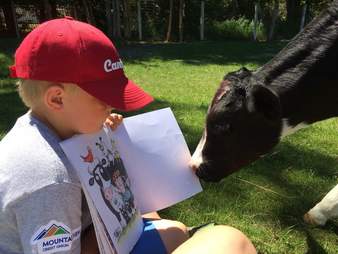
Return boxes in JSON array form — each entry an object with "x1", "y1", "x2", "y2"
[{"x1": 1, "y1": 39, "x2": 337, "y2": 253}]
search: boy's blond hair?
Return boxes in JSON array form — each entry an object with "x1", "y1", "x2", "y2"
[
  {"x1": 17, "y1": 79, "x2": 54, "y2": 108},
  {"x1": 17, "y1": 80, "x2": 77, "y2": 109}
]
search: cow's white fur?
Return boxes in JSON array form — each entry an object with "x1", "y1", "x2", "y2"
[
  {"x1": 190, "y1": 130, "x2": 206, "y2": 170},
  {"x1": 280, "y1": 119, "x2": 308, "y2": 137},
  {"x1": 304, "y1": 183, "x2": 338, "y2": 225}
]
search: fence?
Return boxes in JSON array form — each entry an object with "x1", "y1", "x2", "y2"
[{"x1": 0, "y1": 0, "x2": 74, "y2": 38}]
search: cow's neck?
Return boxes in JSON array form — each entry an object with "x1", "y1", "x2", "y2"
[{"x1": 254, "y1": 2, "x2": 338, "y2": 137}]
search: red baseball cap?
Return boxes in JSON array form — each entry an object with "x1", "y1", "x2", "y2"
[{"x1": 9, "y1": 17, "x2": 153, "y2": 111}]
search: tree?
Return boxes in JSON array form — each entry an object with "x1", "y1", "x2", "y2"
[
  {"x1": 286, "y1": 0, "x2": 301, "y2": 25},
  {"x1": 82, "y1": 0, "x2": 96, "y2": 25},
  {"x1": 200, "y1": 0, "x2": 205, "y2": 41},
  {"x1": 137, "y1": 0, "x2": 142, "y2": 40},
  {"x1": 104, "y1": 0, "x2": 113, "y2": 38},
  {"x1": 253, "y1": 2, "x2": 259, "y2": 41},
  {"x1": 300, "y1": 2, "x2": 307, "y2": 31},
  {"x1": 112, "y1": 0, "x2": 121, "y2": 38},
  {"x1": 43, "y1": 0, "x2": 52, "y2": 20},
  {"x1": 268, "y1": 0, "x2": 279, "y2": 41},
  {"x1": 165, "y1": 0, "x2": 173, "y2": 42},
  {"x1": 122, "y1": 0, "x2": 132, "y2": 39},
  {"x1": 178, "y1": 0, "x2": 185, "y2": 42}
]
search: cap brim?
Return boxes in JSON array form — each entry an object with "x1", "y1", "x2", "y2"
[
  {"x1": 79, "y1": 76, "x2": 154, "y2": 111},
  {"x1": 9, "y1": 65, "x2": 17, "y2": 78}
]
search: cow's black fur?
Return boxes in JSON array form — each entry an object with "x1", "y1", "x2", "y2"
[{"x1": 196, "y1": 0, "x2": 338, "y2": 182}]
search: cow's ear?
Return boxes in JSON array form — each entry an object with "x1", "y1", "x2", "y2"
[{"x1": 246, "y1": 85, "x2": 281, "y2": 121}]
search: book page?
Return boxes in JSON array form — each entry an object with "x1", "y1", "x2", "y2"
[
  {"x1": 111, "y1": 107, "x2": 202, "y2": 214},
  {"x1": 60, "y1": 131, "x2": 143, "y2": 254},
  {"x1": 82, "y1": 186, "x2": 117, "y2": 254}
]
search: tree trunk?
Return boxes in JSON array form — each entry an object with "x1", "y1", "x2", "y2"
[
  {"x1": 200, "y1": 1, "x2": 204, "y2": 41},
  {"x1": 165, "y1": 0, "x2": 173, "y2": 42},
  {"x1": 122, "y1": 0, "x2": 131, "y2": 39},
  {"x1": 43, "y1": 0, "x2": 52, "y2": 20},
  {"x1": 105, "y1": 0, "x2": 113, "y2": 38},
  {"x1": 72, "y1": 3, "x2": 79, "y2": 20},
  {"x1": 286, "y1": 0, "x2": 301, "y2": 25},
  {"x1": 253, "y1": 2, "x2": 259, "y2": 41},
  {"x1": 179, "y1": 0, "x2": 185, "y2": 42},
  {"x1": 3, "y1": 0, "x2": 19, "y2": 37},
  {"x1": 9, "y1": 0, "x2": 19, "y2": 38},
  {"x1": 268, "y1": 0, "x2": 279, "y2": 41},
  {"x1": 300, "y1": 4, "x2": 307, "y2": 32},
  {"x1": 82, "y1": 0, "x2": 96, "y2": 25},
  {"x1": 113, "y1": 0, "x2": 121, "y2": 38},
  {"x1": 231, "y1": 0, "x2": 239, "y2": 17},
  {"x1": 137, "y1": 0, "x2": 142, "y2": 41}
]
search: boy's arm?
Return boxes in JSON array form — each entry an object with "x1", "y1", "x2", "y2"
[
  {"x1": 14, "y1": 183, "x2": 83, "y2": 254},
  {"x1": 81, "y1": 224, "x2": 99, "y2": 254}
]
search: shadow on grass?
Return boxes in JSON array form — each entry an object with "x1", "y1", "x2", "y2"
[
  {"x1": 1, "y1": 40, "x2": 287, "y2": 74},
  {"x1": 118, "y1": 40, "x2": 287, "y2": 67},
  {"x1": 304, "y1": 229, "x2": 328, "y2": 254},
  {"x1": 0, "y1": 90, "x2": 27, "y2": 134},
  {"x1": 252, "y1": 142, "x2": 337, "y2": 213}
]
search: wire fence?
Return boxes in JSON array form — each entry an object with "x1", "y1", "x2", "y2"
[{"x1": 0, "y1": 1, "x2": 74, "y2": 38}]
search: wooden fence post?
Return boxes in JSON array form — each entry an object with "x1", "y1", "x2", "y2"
[
  {"x1": 9, "y1": 0, "x2": 19, "y2": 38},
  {"x1": 200, "y1": 1, "x2": 204, "y2": 41},
  {"x1": 253, "y1": 2, "x2": 259, "y2": 41},
  {"x1": 137, "y1": 0, "x2": 142, "y2": 41},
  {"x1": 300, "y1": 4, "x2": 307, "y2": 32}
]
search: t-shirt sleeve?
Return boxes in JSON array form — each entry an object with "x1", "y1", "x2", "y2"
[{"x1": 12, "y1": 183, "x2": 83, "y2": 254}]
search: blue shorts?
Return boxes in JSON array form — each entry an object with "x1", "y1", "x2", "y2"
[{"x1": 130, "y1": 219, "x2": 167, "y2": 254}]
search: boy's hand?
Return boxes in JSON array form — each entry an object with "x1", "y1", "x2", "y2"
[{"x1": 105, "y1": 113, "x2": 123, "y2": 131}]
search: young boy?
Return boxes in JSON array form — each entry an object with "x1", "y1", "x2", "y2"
[{"x1": 0, "y1": 17, "x2": 256, "y2": 254}]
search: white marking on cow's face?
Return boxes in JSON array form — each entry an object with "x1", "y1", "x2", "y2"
[
  {"x1": 190, "y1": 130, "x2": 207, "y2": 170},
  {"x1": 280, "y1": 118, "x2": 308, "y2": 138}
]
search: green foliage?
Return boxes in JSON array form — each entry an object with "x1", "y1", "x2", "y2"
[
  {"x1": 207, "y1": 18, "x2": 266, "y2": 41},
  {"x1": 0, "y1": 39, "x2": 19, "y2": 79}
]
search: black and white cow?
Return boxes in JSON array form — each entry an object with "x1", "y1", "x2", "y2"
[{"x1": 190, "y1": 0, "x2": 338, "y2": 225}]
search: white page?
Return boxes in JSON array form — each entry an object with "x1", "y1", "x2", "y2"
[{"x1": 112, "y1": 108, "x2": 202, "y2": 214}]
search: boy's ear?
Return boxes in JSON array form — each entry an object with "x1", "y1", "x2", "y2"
[{"x1": 44, "y1": 85, "x2": 65, "y2": 111}]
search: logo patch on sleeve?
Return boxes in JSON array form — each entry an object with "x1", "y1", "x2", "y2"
[{"x1": 30, "y1": 221, "x2": 81, "y2": 254}]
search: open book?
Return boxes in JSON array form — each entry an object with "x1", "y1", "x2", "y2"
[{"x1": 60, "y1": 108, "x2": 202, "y2": 254}]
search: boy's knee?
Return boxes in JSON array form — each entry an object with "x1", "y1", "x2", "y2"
[
  {"x1": 211, "y1": 225, "x2": 256, "y2": 254},
  {"x1": 171, "y1": 220, "x2": 189, "y2": 236},
  {"x1": 174, "y1": 225, "x2": 256, "y2": 254},
  {"x1": 155, "y1": 219, "x2": 189, "y2": 239},
  {"x1": 152, "y1": 219, "x2": 189, "y2": 253}
]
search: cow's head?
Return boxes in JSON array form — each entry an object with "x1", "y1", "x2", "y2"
[{"x1": 191, "y1": 67, "x2": 283, "y2": 182}]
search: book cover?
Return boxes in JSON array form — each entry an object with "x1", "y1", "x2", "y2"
[{"x1": 60, "y1": 108, "x2": 202, "y2": 253}]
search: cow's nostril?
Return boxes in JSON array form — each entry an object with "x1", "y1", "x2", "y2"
[{"x1": 189, "y1": 161, "x2": 198, "y2": 172}]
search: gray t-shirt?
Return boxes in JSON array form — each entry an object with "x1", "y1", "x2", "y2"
[{"x1": 0, "y1": 112, "x2": 92, "y2": 254}]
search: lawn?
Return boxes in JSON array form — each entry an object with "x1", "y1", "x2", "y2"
[{"x1": 1, "y1": 39, "x2": 337, "y2": 253}]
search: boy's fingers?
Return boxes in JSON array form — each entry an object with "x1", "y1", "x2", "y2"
[
  {"x1": 105, "y1": 114, "x2": 123, "y2": 130},
  {"x1": 108, "y1": 113, "x2": 123, "y2": 122}
]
